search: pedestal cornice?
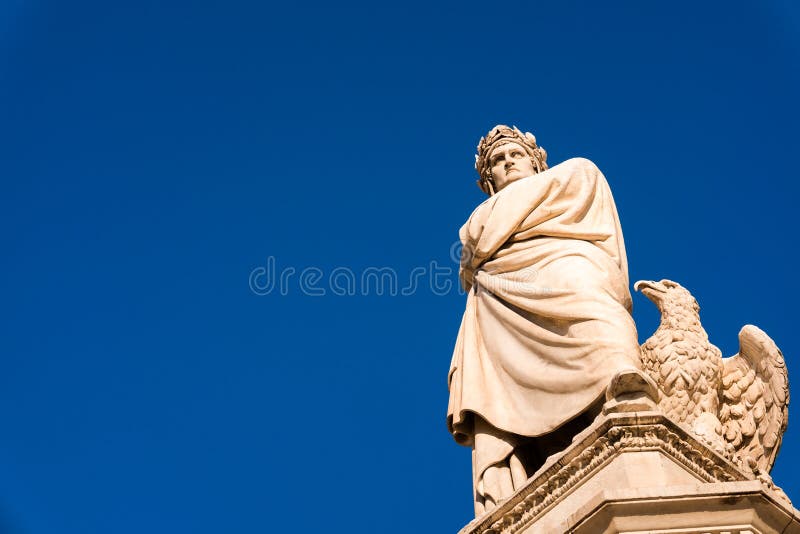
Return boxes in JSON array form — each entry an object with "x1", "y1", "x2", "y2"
[{"x1": 458, "y1": 411, "x2": 797, "y2": 534}]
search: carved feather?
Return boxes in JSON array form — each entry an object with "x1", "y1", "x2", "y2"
[
  {"x1": 719, "y1": 325, "x2": 789, "y2": 474},
  {"x1": 637, "y1": 280, "x2": 789, "y2": 474}
]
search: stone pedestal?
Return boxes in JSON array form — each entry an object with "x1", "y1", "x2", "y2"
[{"x1": 458, "y1": 412, "x2": 800, "y2": 534}]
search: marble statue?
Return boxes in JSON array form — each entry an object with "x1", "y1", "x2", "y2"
[
  {"x1": 447, "y1": 127, "x2": 794, "y2": 532},
  {"x1": 636, "y1": 279, "x2": 789, "y2": 481},
  {"x1": 447, "y1": 125, "x2": 653, "y2": 515}
]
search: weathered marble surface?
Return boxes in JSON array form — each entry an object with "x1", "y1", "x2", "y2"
[
  {"x1": 458, "y1": 408, "x2": 799, "y2": 534},
  {"x1": 636, "y1": 279, "x2": 789, "y2": 479},
  {"x1": 448, "y1": 125, "x2": 645, "y2": 513},
  {"x1": 446, "y1": 126, "x2": 791, "y2": 522}
]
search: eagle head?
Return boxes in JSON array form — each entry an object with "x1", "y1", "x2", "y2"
[{"x1": 634, "y1": 279, "x2": 700, "y2": 319}]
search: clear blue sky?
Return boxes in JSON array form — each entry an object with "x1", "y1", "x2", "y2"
[{"x1": 2, "y1": 1, "x2": 800, "y2": 532}]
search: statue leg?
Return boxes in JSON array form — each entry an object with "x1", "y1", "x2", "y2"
[
  {"x1": 472, "y1": 417, "x2": 526, "y2": 515},
  {"x1": 470, "y1": 398, "x2": 607, "y2": 516}
]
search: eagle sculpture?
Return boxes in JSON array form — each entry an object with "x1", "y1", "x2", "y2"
[{"x1": 635, "y1": 279, "x2": 789, "y2": 478}]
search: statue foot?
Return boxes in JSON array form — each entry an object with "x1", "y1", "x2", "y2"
[{"x1": 602, "y1": 368, "x2": 659, "y2": 415}]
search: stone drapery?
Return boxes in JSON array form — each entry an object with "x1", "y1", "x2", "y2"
[{"x1": 446, "y1": 158, "x2": 641, "y2": 513}]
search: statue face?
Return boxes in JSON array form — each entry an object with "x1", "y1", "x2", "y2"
[{"x1": 489, "y1": 142, "x2": 536, "y2": 191}]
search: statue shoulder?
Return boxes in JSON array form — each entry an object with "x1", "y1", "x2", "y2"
[
  {"x1": 561, "y1": 157, "x2": 601, "y2": 173},
  {"x1": 556, "y1": 157, "x2": 609, "y2": 186}
]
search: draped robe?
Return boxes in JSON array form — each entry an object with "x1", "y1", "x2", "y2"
[{"x1": 446, "y1": 158, "x2": 641, "y2": 512}]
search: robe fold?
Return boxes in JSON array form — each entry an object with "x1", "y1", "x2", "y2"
[{"x1": 447, "y1": 158, "x2": 641, "y2": 453}]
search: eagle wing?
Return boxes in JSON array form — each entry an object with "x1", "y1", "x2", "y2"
[{"x1": 719, "y1": 325, "x2": 789, "y2": 474}]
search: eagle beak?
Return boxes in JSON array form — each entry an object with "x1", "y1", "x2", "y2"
[
  {"x1": 633, "y1": 280, "x2": 652, "y2": 293},
  {"x1": 634, "y1": 280, "x2": 666, "y2": 303}
]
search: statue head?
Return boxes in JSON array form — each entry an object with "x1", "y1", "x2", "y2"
[{"x1": 475, "y1": 125, "x2": 548, "y2": 195}]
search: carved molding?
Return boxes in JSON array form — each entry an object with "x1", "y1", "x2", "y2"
[
  {"x1": 464, "y1": 413, "x2": 749, "y2": 534},
  {"x1": 620, "y1": 529, "x2": 758, "y2": 534}
]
